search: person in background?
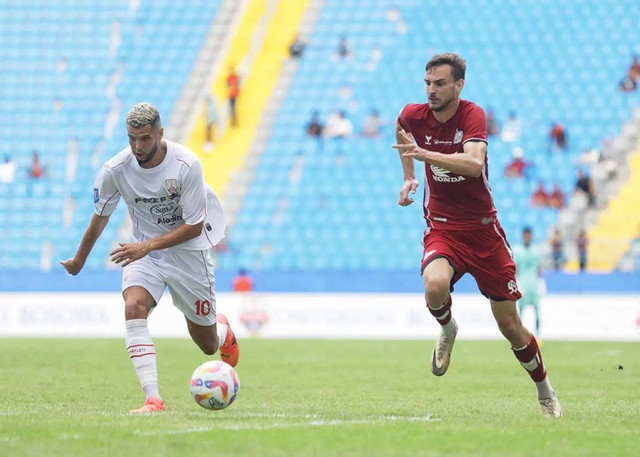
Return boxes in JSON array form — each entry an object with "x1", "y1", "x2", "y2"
[
  {"x1": 504, "y1": 147, "x2": 529, "y2": 178},
  {"x1": 549, "y1": 122, "x2": 568, "y2": 152},
  {"x1": 0, "y1": 154, "x2": 16, "y2": 183},
  {"x1": 233, "y1": 268, "x2": 254, "y2": 292},
  {"x1": 531, "y1": 182, "x2": 550, "y2": 207},
  {"x1": 550, "y1": 229, "x2": 564, "y2": 270},
  {"x1": 226, "y1": 66, "x2": 240, "y2": 127},
  {"x1": 486, "y1": 107, "x2": 500, "y2": 136},
  {"x1": 513, "y1": 227, "x2": 543, "y2": 337},
  {"x1": 576, "y1": 230, "x2": 588, "y2": 272},
  {"x1": 289, "y1": 34, "x2": 306, "y2": 59},
  {"x1": 501, "y1": 111, "x2": 521, "y2": 143},
  {"x1": 362, "y1": 109, "x2": 383, "y2": 138},
  {"x1": 575, "y1": 169, "x2": 595, "y2": 207},
  {"x1": 30, "y1": 150, "x2": 43, "y2": 179},
  {"x1": 548, "y1": 184, "x2": 565, "y2": 209},
  {"x1": 305, "y1": 110, "x2": 324, "y2": 138}
]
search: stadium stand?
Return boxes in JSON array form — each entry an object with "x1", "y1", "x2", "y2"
[
  {"x1": 0, "y1": 0, "x2": 221, "y2": 269},
  {"x1": 218, "y1": 0, "x2": 640, "y2": 272}
]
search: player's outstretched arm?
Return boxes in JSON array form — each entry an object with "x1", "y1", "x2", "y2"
[
  {"x1": 394, "y1": 119, "x2": 419, "y2": 206},
  {"x1": 110, "y1": 221, "x2": 204, "y2": 267},
  {"x1": 60, "y1": 213, "x2": 111, "y2": 275},
  {"x1": 393, "y1": 130, "x2": 486, "y2": 178}
]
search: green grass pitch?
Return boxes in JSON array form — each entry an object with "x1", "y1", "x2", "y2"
[{"x1": 0, "y1": 338, "x2": 638, "y2": 457}]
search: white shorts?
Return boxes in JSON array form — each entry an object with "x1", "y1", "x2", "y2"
[{"x1": 122, "y1": 249, "x2": 216, "y2": 326}]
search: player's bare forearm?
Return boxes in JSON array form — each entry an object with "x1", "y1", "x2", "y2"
[
  {"x1": 147, "y1": 221, "x2": 204, "y2": 251},
  {"x1": 394, "y1": 137, "x2": 486, "y2": 178},
  {"x1": 395, "y1": 120, "x2": 416, "y2": 180},
  {"x1": 110, "y1": 221, "x2": 204, "y2": 267},
  {"x1": 60, "y1": 213, "x2": 110, "y2": 274},
  {"x1": 419, "y1": 148, "x2": 484, "y2": 177}
]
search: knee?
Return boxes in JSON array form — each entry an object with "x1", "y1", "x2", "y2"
[
  {"x1": 125, "y1": 297, "x2": 151, "y2": 319},
  {"x1": 424, "y1": 275, "x2": 450, "y2": 304}
]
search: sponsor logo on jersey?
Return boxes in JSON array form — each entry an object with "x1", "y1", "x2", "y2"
[
  {"x1": 508, "y1": 280, "x2": 519, "y2": 295},
  {"x1": 165, "y1": 179, "x2": 180, "y2": 200},
  {"x1": 93, "y1": 188, "x2": 99, "y2": 203},
  {"x1": 430, "y1": 165, "x2": 466, "y2": 183},
  {"x1": 433, "y1": 139, "x2": 453, "y2": 145},
  {"x1": 422, "y1": 249, "x2": 437, "y2": 262},
  {"x1": 453, "y1": 129, "x2": 463, "y2": 144}
]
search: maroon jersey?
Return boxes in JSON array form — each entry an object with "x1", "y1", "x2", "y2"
[{"x1": 398, "y1": 100, "x2": 497, "y2": 231}]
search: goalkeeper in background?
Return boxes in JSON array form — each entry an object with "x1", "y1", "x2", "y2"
[{"x1": 513, "y1": 227, "x2": 543, "y2": 336}]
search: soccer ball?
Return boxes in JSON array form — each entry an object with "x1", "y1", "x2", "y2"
[{"x1": 189, "y1": 360, "x2": 240, "y2": 410}]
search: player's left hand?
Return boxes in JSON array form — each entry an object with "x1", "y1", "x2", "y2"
[
  {"x1": 110, "y1": 242, "x2": 152, "y2": 267},
  {"x1": 392, "y1": 129, "x2": 430, "y2": 162},
  {"x1": 392, "y1": 142, "x2": 429, "y2": 162}
]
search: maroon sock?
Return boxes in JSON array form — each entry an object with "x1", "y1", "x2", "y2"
[
  {"x1": 427, "y1": 296, "x2": 452, "y2": 325},
  {"x1": 512, "y1": 336, "x2": 547, "y2": 382}
]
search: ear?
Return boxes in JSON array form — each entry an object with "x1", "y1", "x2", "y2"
[
  {"x1": 158, "y1": 127, "x2": 164, "y2": 140},
  {"x1": 456, "y1": 78, "x2": 465, "y2": 95}
]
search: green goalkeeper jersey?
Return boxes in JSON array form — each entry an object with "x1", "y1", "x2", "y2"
[{"x1": 513, "y1": 244, "x2": 540, "y2": 290}]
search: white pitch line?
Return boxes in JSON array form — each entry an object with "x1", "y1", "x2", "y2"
[{"x1": 133, "y1": 415, "x2": 439, "y2": 436}]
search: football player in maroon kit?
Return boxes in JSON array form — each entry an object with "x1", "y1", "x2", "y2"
[{"x1": 393, "y1": 53, "x2": 562, "y2": 417}]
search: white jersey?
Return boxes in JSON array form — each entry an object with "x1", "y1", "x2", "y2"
[{"x1": 94, "y1": 139, "x2": 225, "y2": 250}]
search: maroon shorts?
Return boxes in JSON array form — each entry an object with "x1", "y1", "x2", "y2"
[{"x1": 420, "y1": 222, "x2": 521, "y2": 302}]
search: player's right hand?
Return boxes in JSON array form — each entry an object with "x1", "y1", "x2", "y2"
[
  {"x1": 398, "y1": 178, "x2": 419, "y2": 206},
  {"x1": 60, "y1": 258, "x2": 83, "y2": 276}
]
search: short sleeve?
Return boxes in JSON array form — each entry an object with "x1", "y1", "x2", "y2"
[
  {"x1": 462, "y1": 105, "x2": 488, "y2": 144},
  {"x1": 94, "y1": 166, "x2": 121, "y2": 216},
  {"x1": 397, "y1": 105, "x2": 412, "y2": 132},
  {"x1": 180, "y1": 159, "x2": 206, "y2": 225}
]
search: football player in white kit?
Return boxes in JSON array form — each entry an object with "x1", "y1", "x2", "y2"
[{"x1": 61, "y1": 103, "x2": 238, "y2": 413}]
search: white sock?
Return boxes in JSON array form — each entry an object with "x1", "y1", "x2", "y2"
[
  {"x1": 125, "y1": 319, "x2": 161, "y2": 400},
  {"x1": 441, "y1": 318, "x2": 457, "y2": 335},
  {"x1": 216, "y1": 320, "x2": 228, "y2": 348},
  {"x1": 535, "y1": 376, "x2": 555, "y2": 400}
]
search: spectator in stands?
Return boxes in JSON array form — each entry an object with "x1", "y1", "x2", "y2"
[
  {"x1": 361, "y1": 109, "x2": 383, "y2": 138},
  {"x1": 226, "y1": 66, "x2": 240, "y2": 127},
  {"x1": 628, "y1": 53, "x2": 640, "y2": 83},
  {"x1": 504, "y1": 147, "x2": 529, "y2": 178},
  {"x1": 324, "y1": 111, "x2": 353, "y2": 139},
  {"x1": 337, "y1": 34, "x2": 352, "y2": 59},
  {"x1": 574, "y1": 169, "x2": 595, "y2": 207},
  {"x1": 289, "y1": 34, "x2": 306, "y2": 59},
  {"x1": 501, "y1": 111, "x2": 521, "y2": 143},
  {"x1": 305, "y1": 110, "x2": 323, "y2": 138},
  {"x1": 205, "y1": 95, "x2": 218, "y2": 144},
  {"x1": 232, "y1": 268, "x2": 254, "y2": 292},
  {"x1": 548, "y1": 184, "x2": 565, "y2": 209},
  {"x1": 29, "y1": 150, "x2": 43, "y2": 179},
  {"x1": 0, "y1": 154, "x2": 16, "y2": 183},
  {"x1": 619, "y1": 76, "x2": 637, "y2": 93},
  {"x1": 531, "y1": 182, "x2": 550, "y2": 207},
  {"x1": 549, "y1": 122, "x2": 567, "y2": 152},
  {"x1": 550, "y1": 229, "x2": 564, "y2": 270},
  {"x1": 576, "y1": 230, "x2": 588, "y2": 272},
  {"x1": 486, "y1": 107, "x2": 500, "y2": 137}
]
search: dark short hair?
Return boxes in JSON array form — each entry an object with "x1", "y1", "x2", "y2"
[
  {"x1": 523, "y1": 227, "x2": 532, "y2": 234},
  {"x1": 425, "y1": 53, "x2": 466, "y2": 81}
]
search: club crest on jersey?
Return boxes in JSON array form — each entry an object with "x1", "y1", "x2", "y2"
[
  {"x1": 164, "y1": 179, "x2": 180, "y2": 200},
  {"x1": 453, "y1": 129, "x2": 463, "y2": 144}
]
